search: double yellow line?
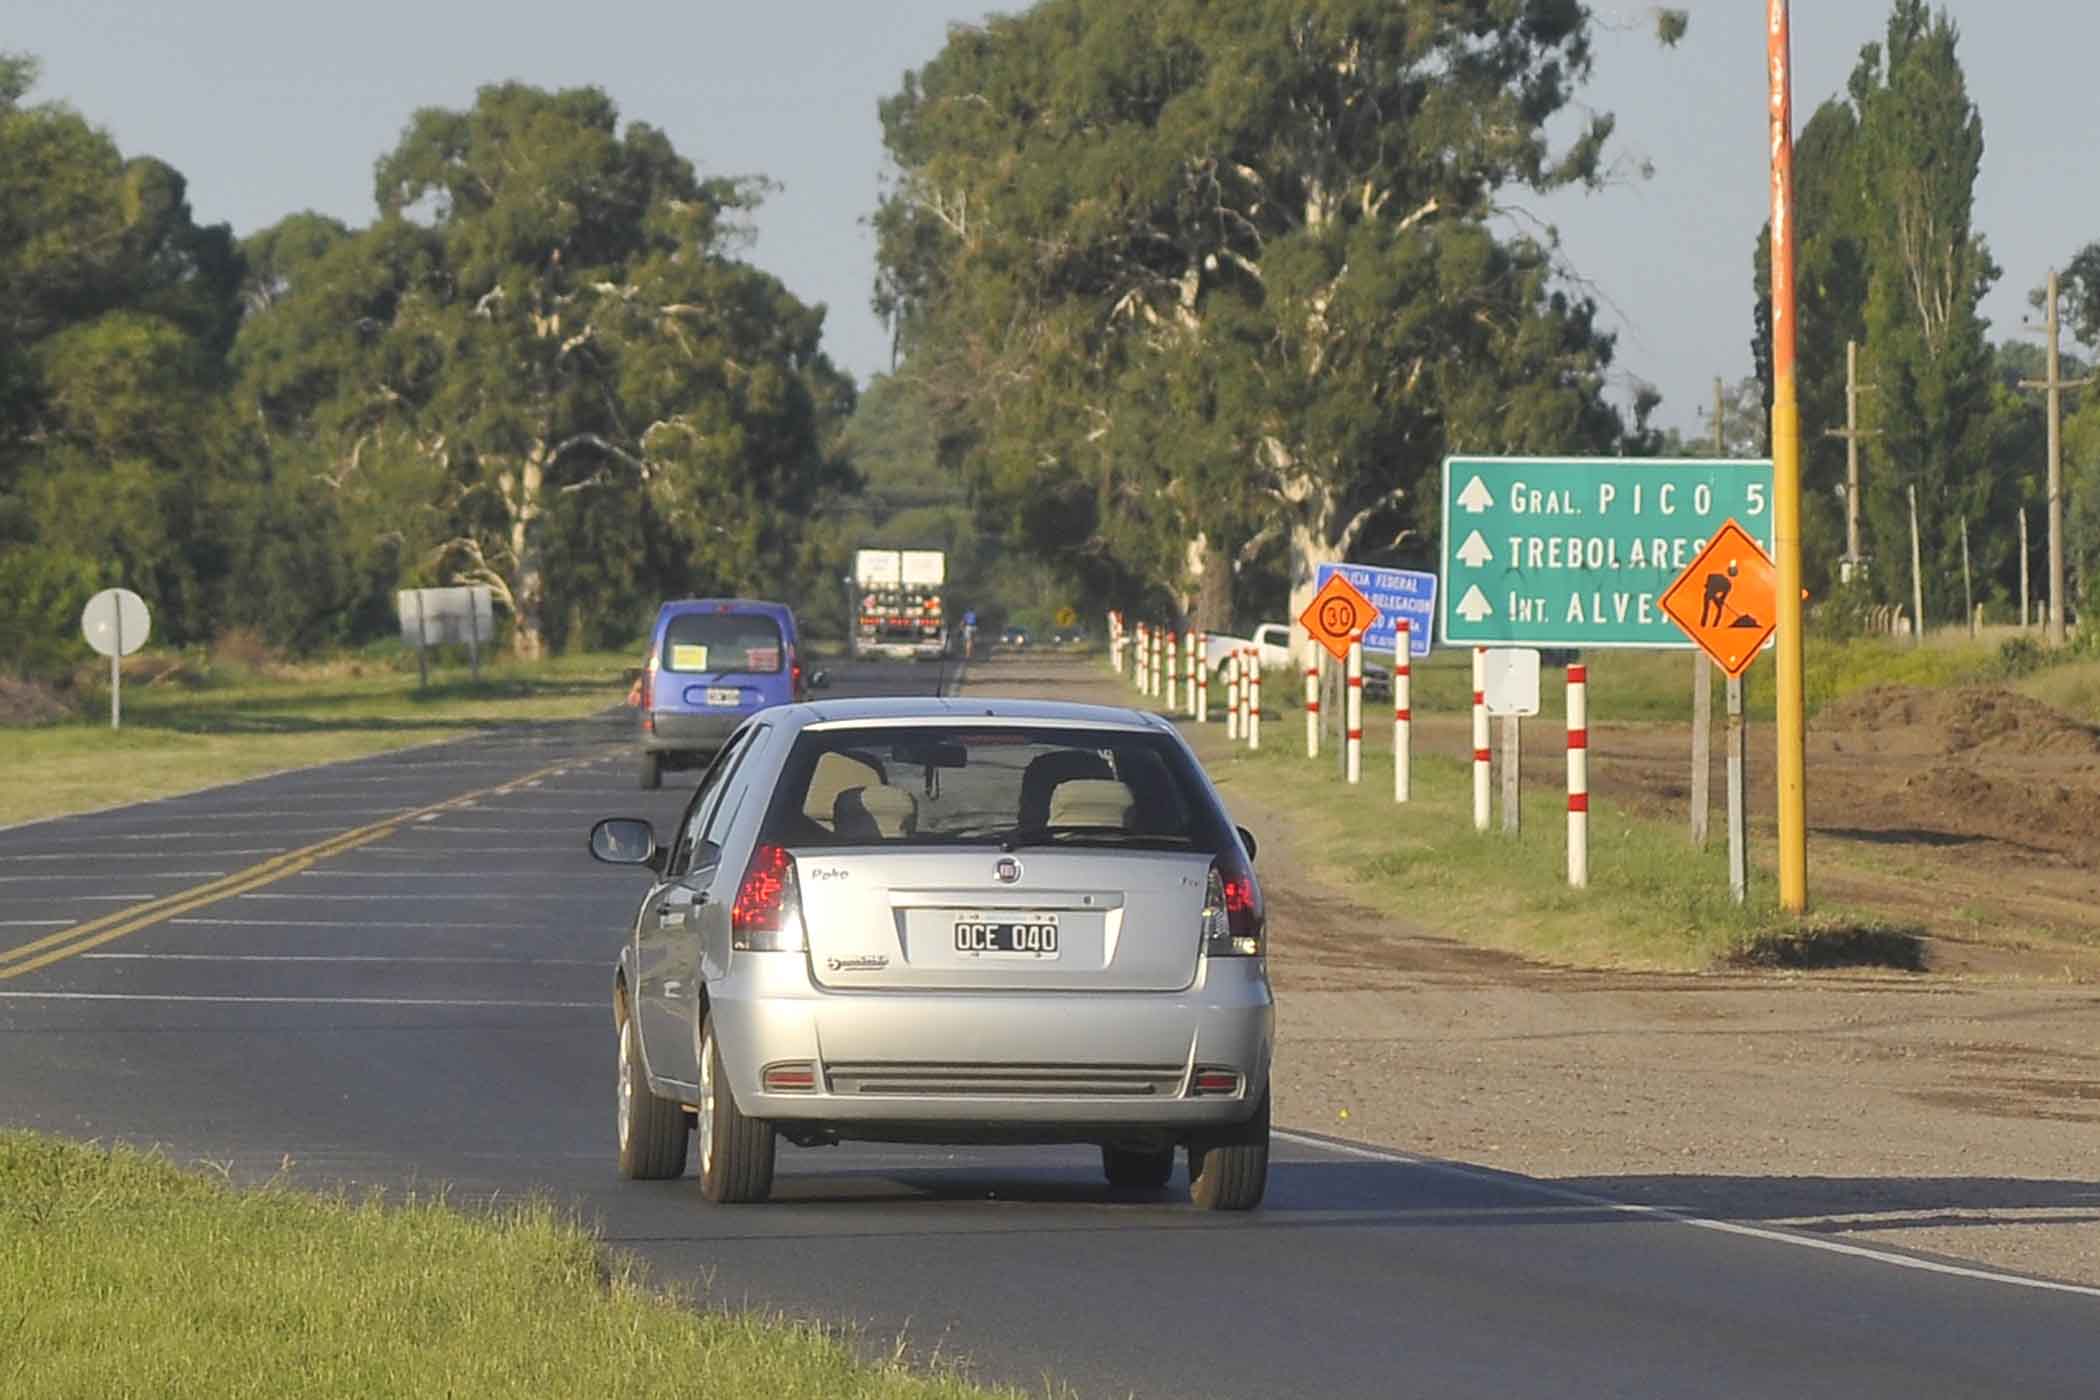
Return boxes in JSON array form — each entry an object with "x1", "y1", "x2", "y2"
[{"x1": 0, "y1": 756, "x2": 587, "y2": 982}]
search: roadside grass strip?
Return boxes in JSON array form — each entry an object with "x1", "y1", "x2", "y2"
[
  {"x1": 0, "y1": 651, "x2": 631, "y2": 828},
  {"x1": 1207, "y1": 740, "x2": 1922, "y2": 973},
  {"x1": 0, "y1": 757, "x2": 591, "y2": 980},
  {"x1": 0, "y1": 1133, "x2": 1019, "y2": 1400}
]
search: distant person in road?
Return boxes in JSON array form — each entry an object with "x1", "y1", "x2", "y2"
[{"x1": 963, "y1": 610, "x2": 978, "y2": 660}]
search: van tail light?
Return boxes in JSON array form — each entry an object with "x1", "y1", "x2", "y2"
[
  {"x1": 1200, "y1": 857, "x2": 1263, "y2": 957},
  {"x1": 639, "y1": 656, "x2": 655, "y2": 727},
  {"x1": 1191, "y1": 1068, "x2": 1242, "y2": 1096},
  {"x1": 731, "y1": 843, "x2": 806, "y2": 952}
]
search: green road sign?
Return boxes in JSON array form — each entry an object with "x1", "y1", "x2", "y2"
[{"x1": 1440, "y1": 456, "x2": 1775, "y2": 648}]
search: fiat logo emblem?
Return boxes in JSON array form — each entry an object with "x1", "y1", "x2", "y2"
[{"x1": 994, "y1": 856, "x2": 1022, "y2": 884}]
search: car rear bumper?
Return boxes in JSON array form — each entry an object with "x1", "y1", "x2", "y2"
[
  {"x1": 707, "y1": 953, "x2": 1274, "y2": 1130},
  {"x1": 642, "y1": 709, "x2": 747, "y2": 752}
]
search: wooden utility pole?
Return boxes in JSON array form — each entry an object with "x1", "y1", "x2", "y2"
[
  {"x1": 2019, "y1": 269, "x2": 2095, "y2": 645},
  {"x1": 2019, "y1": 508, "x2": 2031, "y2": 628},
  {"x1": 1908, "y1": 484, "x2": 1925, "y2": 647},
  {"x1": 1823, "y1": 339, "x2": 1878, "y2": 584}
]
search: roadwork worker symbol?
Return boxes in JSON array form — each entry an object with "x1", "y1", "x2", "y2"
[{"x1": 1661, "y1": 520, "x2": 1777, "y2": 678}]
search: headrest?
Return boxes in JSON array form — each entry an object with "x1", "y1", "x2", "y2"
[
  {"x1": 833, "y1": 784, "x2": 919, "y2": 841},
  {"x1": 805, "y1": 751, "x2": 884, "y2": 826},
  {"x1": 1046, "y1": 778, "x2": 1136, "y2": 830}
]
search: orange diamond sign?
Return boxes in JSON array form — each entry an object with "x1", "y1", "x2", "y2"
[
  {"x1": 1660, "y1": 519, "x2": 1777, "y2": 678},
  {"x1": 1298, "y1": 572, "x2": 1382, "y2": 662}
]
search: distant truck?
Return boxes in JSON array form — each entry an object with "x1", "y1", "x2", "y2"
[{"x1": 854, "y1": 548, "x2": 949, "y2": 660}]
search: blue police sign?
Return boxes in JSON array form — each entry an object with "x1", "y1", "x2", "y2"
[{"x1": 1313, "y1": 562, "x2": 1438, "y2": 659}]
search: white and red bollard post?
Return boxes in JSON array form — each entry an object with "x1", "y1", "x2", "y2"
[
  {"x1": 1471, "y1": 646, "x2": 1491, "y2": 832},
  {"x1": 1304, "y1": 652, "x2": 1321, "y2": 758},
  {"x1": 1134, "y1": 623, "x2": 1148, "y2": 692},
  {"x1": 1165, "y1": 630, "x2": 1180, "y2": 711},
  {"x1": 1345, "y1": 629, "x2": 1364, "y2": 784},
  {"x1": 1567, "y1": 660, "x2": 1589, "y2": 888},
  {"x1": 1183, "y1": 630, "x2": 1196, "y2": 718},
  {"x1": 1108, "y1": 613, "x2": 1122, "y2": 673},
  {"x1": 1393, "y1": 620, "x2": 1412, "y2": 803},
  {"x1": 1226, "y1": 649, "x2": 1241, "y2": 740},
  {"x1": 1246, "y1": 647, "x2": 1262, "y2": 750},
  {"x1": 1195, "y1": 633, "x2": 1209, "y2": 723}
]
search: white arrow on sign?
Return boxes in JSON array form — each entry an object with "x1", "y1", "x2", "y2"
[
  {"x1": 1456, "y1": 530, "x2": 1494, "y2": 568},
  {"x1": 1456, "y1": 476, "x2": 1495, "y2": 513},
  {"x1": 1455, "y1": 585, "x2": 1494, "y2": 622}
]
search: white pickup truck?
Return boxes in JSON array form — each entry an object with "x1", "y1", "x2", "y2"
[{"x1": 1202, "y1": 623, "x2": 1390, "y2": 696}]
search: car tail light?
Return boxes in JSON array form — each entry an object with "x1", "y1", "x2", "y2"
[
  {"x1": 731, "y1": 843, "x2": 806, "y2": 952},
  {"x1": 1191, "y1": 1068, "x2": 1241, "y2": 1096},
  {"x1": 763, "y1": 1062, "x2": 817, "y2": 1092},
  {"x1": 1201, "y1": 857, "x2": 1263, "y2": 957},
  {"x1": 639, "y1": 655, "x2": 656, "y2": 728}
]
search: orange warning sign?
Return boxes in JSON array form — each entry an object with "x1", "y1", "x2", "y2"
[
  {"x1": 1660, "y1": 519, "x2": 1777, "y2": 678},
  {"x1": 1298, "y1": 572, "x2": 1382, "y2": 663}
]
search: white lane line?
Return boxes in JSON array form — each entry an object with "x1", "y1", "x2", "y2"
[
  {"x1": 1271, "y1": 1129, "x2": 2100, "y2": 1301},
  {"x1": 0, "y1": 991, "x2": 595, "y2": 1008},
  {"x1": 79, "y1": 953, "x2": 601, "y2": 966},
  {"x1": 0, "y1": 850, "x2": 288, "y2": 862},
  {"x1": 105, "y1": 831, "x2": 352, "y2": 842},
  {"x1": 0, "y1": 872, "x2": 227, "y2": 882},
  {"x1": 234, "y1": 893, "x2": 614, "y2": 902},
  {"x1": 71, "y1": 895, "x2": 170, "y2": 902},
  {"x1": 292, "y1": 871, "x2": 625, "y2": 880},
  {"x1": 0, "y1": 920, "x2": 72, "y2": 927},
  {"x1": 170, "y1": 918, "x2": 534, "y2": 929}
]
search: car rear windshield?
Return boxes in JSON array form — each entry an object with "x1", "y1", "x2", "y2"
[
  {"x1": 762, "y1": 726, "x2": 1227, "y2": 853},
  {"x1": 660, "y1": 612, "x2": 783, "y2": 674}
]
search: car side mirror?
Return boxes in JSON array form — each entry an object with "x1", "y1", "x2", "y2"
[
  {"x1": 1236, "y1": 825, "x2": 1259, "y2": 862},
  {"x1": 590, "y1": 818, "x2": 664, "y2": 873},
  {"x1": 810, "y1": 668, "x2": 831, "y2": 690}
]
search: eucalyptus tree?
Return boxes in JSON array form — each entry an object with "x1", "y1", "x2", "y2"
[
  {"x1": 875, "y1": 0, "x2": 1658, "y2": 641},
  {"x1": 238, "y1": 83, "x2": 852, "y2": 656}
]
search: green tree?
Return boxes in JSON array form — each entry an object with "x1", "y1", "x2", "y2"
[
  {"x1": 234, "y1": 83, "x2": 854, "y2": 656},
  {"x1": 1852, "y1": 3, "x2": 1998, "y2": 622},
  {"x1": 874, "y1": 0, "x2": 1658, "y2": 644}
]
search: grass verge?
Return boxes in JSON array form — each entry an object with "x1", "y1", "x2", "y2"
[
  {"x1": 0, "y1": 1133, "x2": 1018, "y2": 1400},
  {"x1": 1200, "y1": 732, "x2": 1923, "y2": 973},
  {"x1": 0, "y1": 652, "x2": 631, "y2": 827}
]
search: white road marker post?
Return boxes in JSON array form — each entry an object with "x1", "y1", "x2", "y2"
[
  {"x1": 1471, "y1": 647, "x2": 1491, "y2": 832},
  {"x1": 1247, "y1": 647, "x2": 1262, "y2": 751},
  {"x1": 1226, "y1": 648, "x2": 1241, "y2": 740},
  {"x1": 1567, "y1": 661, "x2": 1589, "y2": 889},
  {"x1": 1393, "y1": 621, "x2": 1412, "y2": 803},
  {"x1": 1165, "y1": 630, "x2": 1180, "y2": 712},
  {"x1": 1134, "y1": 623, "x2": 1146, "y2": 692},
  {"x1": 1345, "y1": 630, "x2": 1364, "y2": 785},
  {"x1": 1185, "y1": 629, "x2": 1199, "y2": 719},
  {"x1": 1195, "y1": 633, "x2": 1209, "y2": 723},
  {"x1": 1305, "y1": 652, "x2": 1321, "y2": 758},
  {"x1": 1109, "y1": 612, "x2": 1123, "y2": 673}
]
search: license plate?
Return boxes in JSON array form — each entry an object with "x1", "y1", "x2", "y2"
[
  {"x1": 705, "y1": 687, "x2": 741, "y2": 706},
  {"x1": 953, "y1": 914, "x2": 1060, "y2": 958}
]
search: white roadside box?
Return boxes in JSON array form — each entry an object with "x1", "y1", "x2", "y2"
[{"x1": 1481, "y1": 648, "x2": 1541, "y2": 717}]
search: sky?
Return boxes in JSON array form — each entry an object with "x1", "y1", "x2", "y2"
[{"x1": 11, "y1": 1, "x2": 2097, "y2": 436}]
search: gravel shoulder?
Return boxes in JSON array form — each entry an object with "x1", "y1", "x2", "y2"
[{"x1": 966, "y1": 651, "x2": 2100, "y2": 1289}]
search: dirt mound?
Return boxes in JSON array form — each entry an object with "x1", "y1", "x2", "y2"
[
  {"x1": 1897, "y1": 762, "x2": 2100, "y2": 859},
  {"x1": 0, "y1": 676, "x2": 75, "y2": 725},
  {"x1": 1816, "y1": 684, "x2": 2100, "y2": 759}
]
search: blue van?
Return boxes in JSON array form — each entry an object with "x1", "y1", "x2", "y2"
[{"x1": 636, "y1": 599, "x2": 822, "y2": 788}]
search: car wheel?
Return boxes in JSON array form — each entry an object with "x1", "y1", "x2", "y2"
[
  {"x1": 1102, "y1": 1144, "x2": 1176, "y2": 1189},
  {"x1": 639, "y1": 751, "x2": 661, "y2": 790},
  {"x1": 1188, "y1": 1089, "x2": 1269, "y2": 1211},
  {"x1": 616, "y1": 1005, "x2": 688, "y2": 1181},
  {"x1": 696, "y1": 1013, "x2": 775, "y2": 1204}
]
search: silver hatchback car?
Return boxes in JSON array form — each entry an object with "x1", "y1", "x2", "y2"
[{"x1": 589, "y1": 696, "x2": 1274, "y2": 1209}]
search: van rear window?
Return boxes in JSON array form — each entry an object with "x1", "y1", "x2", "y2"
[
  {"x1": 761, "y1": 726, "x2": 1226, "y2": 853},
  {"x1": 661, "y1": 613, "x2": 784, "y2": 674}
]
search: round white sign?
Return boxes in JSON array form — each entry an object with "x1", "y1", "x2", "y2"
[{"x1": 80, "y1": 588, "x2": 151, "y2": 658}]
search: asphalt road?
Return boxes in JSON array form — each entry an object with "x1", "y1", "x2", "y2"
[{"x1": 3, "y1": 656, "x2": 2095, "y2": 1399}]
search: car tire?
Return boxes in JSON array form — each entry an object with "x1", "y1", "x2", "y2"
[
  {"x1": 1187, "y1": 1089, "x2": 1270, "y2": 1211},
  {"x1": 1102, "y1": 1144, "x2": 1176, "y2": 1190},
  {"x1": 639, "y1": 751, "x2": 661, "y2": 790},
  {"x1": 697, "y1": 1013, "x2": 775, "y2": 1204},
  {"x1": 616, "y1": 1006, "x2": 688, "y2": 1181}
]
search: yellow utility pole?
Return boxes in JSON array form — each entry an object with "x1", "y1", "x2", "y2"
[{"x1": 1767, "y1": 1, "x2": 1809, "y2": 913}]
